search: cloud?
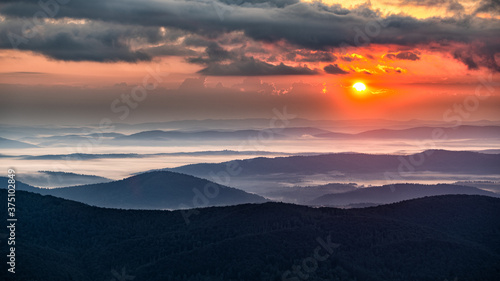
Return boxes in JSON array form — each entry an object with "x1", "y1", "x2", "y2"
[
  {"x1": 340, "y1": 56, "x2": 356, "y2": 62},
  {"x1": 178, "y1": 76, "x2": 207, "y2": 90},
  {"x1": 187, "y1": 42, "x2": 236, "y2": 64},
  {"x1": 217, "y1": 0, "x2": 300, "y2": 8},
  {"x1": 377, "y1": 64, "x2": 406, "y2": 73},
  {"x1": 340, "y1": 53, "x2": 366, "y2": 62},
  {"x1": 198, "y1": 56, "x2": 318, "y2": 76},
  {"x1": 351, "y1": 66, "x2": 375, "y2": 75},
  {"x1": 231, "y1": 77, "x2": 277, "y2": 94},
  {"x1": 284, "y1": 50, "x2": 337, "y2": 62},
  {"x1": 474, "y1": 0, "x2": 500, "y2": 15},
  {"x1": 385, "y1": 51, "x2": 421, "y2": 61},
  {"x1": 0, "y1": 0, "x2": 499, "y2": 71},
  {"x1": 0, "y1": 18, "x2": 156, "y2": 62},
  {"x1": 398, "y1": 0, "x2": 464, "y2": 12},
  {"x1": 142, "y1": 44, "x2": 198, "y2": 57},
  {"x1": 324, "y1": 64, "x2": 349, "y2": 74},
  {"x1": 452, "y1": 43, "x2": 500, "y2": 72}
]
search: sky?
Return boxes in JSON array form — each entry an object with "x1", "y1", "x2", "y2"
[{"x1": 0, "y1": 0, "x2": 499, "y2": 125}]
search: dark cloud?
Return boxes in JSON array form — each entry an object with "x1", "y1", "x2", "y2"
[
  {"x1": 198, "y1": 56, "x2": 318, "y2": 76},
  {"x1": 183, "y1": 35, "x2": 213, "y2": 47},
  {"x1": 341, "y1": 56, "x2": 355, "y2": 62},
  {"x1": 0, "y1": 1, "x2": 494, "y2": 49},
  {"x1": 217, "y1": 0, "x2": 300, "y2": 8},
  {"x1": 284, "y1": 50, "x2": 337, "y2": 62},
  {"x1": 324, "y1": 64, "x2": 349, "y2": 75},
  {"x1": 266, "y1": 55, "x2": 277, "y2": 62},
  {"x1": 398, "y1": 0, "x2": 464, "y2": 12},
  {"x1": 0, "y1": 0, "x2": 499, "y2": 71},
  {"x1": 385, "y1": 51, "x2": 421, "y2": 61},
  {"x1": 474, "y1": 0, "x2": 500, "y2": 15},
  {"x1": 187, "y1": 42, "x2": 236, "y2": 64},
  {"x1": 142, "y1": 44, "x2": 198, "y2": 57},
  {"x1": 0, "y1": 19, "x2": 157, "y2": 62},
  {"x1": 453, "y1": 43, "x2": 500, "y2": 72},
  {"x1": 178, "y1": 76, "x2": 207, "y2": 90},
  {"x1": 453, "y1": 48, "x2": 478, "y2": 69}
]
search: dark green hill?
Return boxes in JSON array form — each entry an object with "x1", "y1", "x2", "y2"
[{"x1": 1, "y1": 190, "x2": 499, "y2": 281}]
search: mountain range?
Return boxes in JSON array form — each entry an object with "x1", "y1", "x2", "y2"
[
  {"x1": 168, "y1": 150, "x2": 500, "y2": 177},
  {"x1": 318, "y1": 125, "x2": 500, "y2": 139},
  {"x1": 2, "y1": 190, "x2": 499, "y2": 281},
  {"x1": 5, "y1": 124, "x2": 500, "y2": 147},
  {"x1": 0, "y1": 171, "x2": 266, "y2": 209},
  {"x1": 309, "y1": 183, "x2": 499, "y2": 206},
  {"x1": 110, "y1": 125, "x2": 500, "y2": 142},
  {"x1": 3, "y1": 171, "x2": 498, "y2": 209},
  {"x1": 16, "y1": 171, "x2": 113, "y2": 188}
]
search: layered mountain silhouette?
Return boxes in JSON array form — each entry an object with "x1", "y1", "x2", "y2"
[
  {"x1": 0, "y1": 171, "x2": 266, "y2": 209},
  {"x1": 0, "y1": 137, "x2": 38, "y2": 148},
  {"x1": 318, "y1": 125, "x2": 500, "y2": 139},
  {"x1": 309, "y1": 183, "x2": 499, "y2": 206},
  {"x1": 3, "y1": 190, "x2": 499, "y2": 281},
  {"x1": 115, "y1": 125, "x2": 500, "y2": 141},
  {"x1": 20, "y1": 150, "x2": 289, "y2": 161},
  {"x1": 10, "y1": 124, "x2": 499, "y2": 147},
  {"x1": 5, "y1": 173, "x2": 498, "y2": 209},
  {"x1": 17, "y1": 171, "x2": 112, "y2": 188},
  {"x1": 116, "y1": 129, "x2": 288, "y2": 141},
  {"x1": 263, "y1": 182, "x2": 358, "y2": 203},
  {"x1": 168, "y1": 150, "x2": 500, "y2": 177}
]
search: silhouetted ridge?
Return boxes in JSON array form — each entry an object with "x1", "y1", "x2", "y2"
[
  {"x1": 0, "y1": 171, "x2": 267, "y2": 209},
  {"x1": 170, "y1": 150, "x2": 500, "y2": 176},
  {"x1": 3, "y1": 190, "x2": 499, "y2": 281},
  {"x1": 309, "y1": 183, "x2": 499, "y2": 206}
]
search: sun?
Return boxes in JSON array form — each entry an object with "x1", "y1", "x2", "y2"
[{"x1": 353, "y1": 82, "x2": 366, "y2": 92}]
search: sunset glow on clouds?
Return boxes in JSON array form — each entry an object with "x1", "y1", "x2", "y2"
[{"x1": 0, "y1": 0, "x2": 499, "y2": 123}]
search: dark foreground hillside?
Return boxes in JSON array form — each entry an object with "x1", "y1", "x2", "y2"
[{"x1": 1, "y1": 190, "x2": 499, "y2": 281}]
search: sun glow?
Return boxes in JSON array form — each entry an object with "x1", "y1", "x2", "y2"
[{"x1": 353, "y1": 82, "x2": 366, "y2": 92}]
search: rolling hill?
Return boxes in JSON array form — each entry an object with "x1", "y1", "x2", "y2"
[
  {"x1": 0, "y1": 171, "x2": 267, "y2": 209},
  {"x1": 168, "y1": 150, "x2": 500, "y2": 177},
  {"x1": 309, "y1": 183, "x2": 500, "y2": 206},
  {"x1": 17, "y1": 171, "x2": 113, "y2": 188},
  {"x1": 2, "y1": 190, "x2": 499, "y2": 281},
  {"x1": 115, "y1": 129, "x2": 289, "y2": 141}
]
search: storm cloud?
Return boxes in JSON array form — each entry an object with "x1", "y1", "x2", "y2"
[
  {"x1": 198, "y1": 56, "x2": 318, "y2": 76},
  {"x1": 324, "y1": 64, "x2": 349, "y2": 75},
  {"x1": 0, "y1": 0, "x2": 499, "y2": 71},
  {"x1": 385, "y1": 51, "x2": 421, "y2": 61}
]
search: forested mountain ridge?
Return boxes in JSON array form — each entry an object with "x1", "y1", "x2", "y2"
[
  {"x1": 2, "y1": 190, "x2": 499, "y2": 281},
  {"x1": 0, "y1": 171, "x2": 267, "y2": 209}
]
